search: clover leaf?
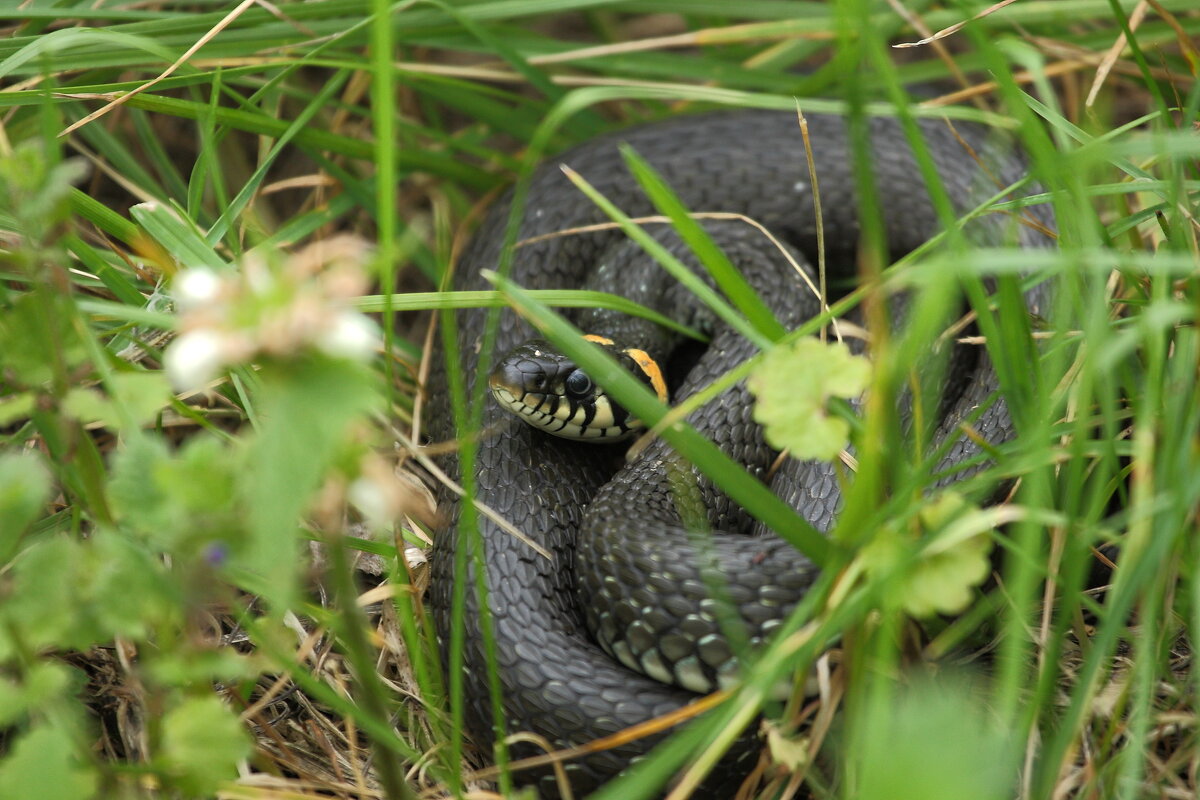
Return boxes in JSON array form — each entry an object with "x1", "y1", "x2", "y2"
[
  {"x1": 862, "y1": 492, "x2": 995, "y2": 619},
  {"x1": 748, "y1": 338, "x2": 870, "y2": 461},
  {"x1": 162, "y1": 695, "x2": 252, "y2": 796}
]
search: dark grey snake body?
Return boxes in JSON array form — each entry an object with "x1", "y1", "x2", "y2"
[{"x1": 428, "y1": 110, "x2": 1053, "y2": 795}]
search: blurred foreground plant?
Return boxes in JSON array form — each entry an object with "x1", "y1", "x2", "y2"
[{"x1": 0, "y1": 141, "x2": 402, "y2": 798}]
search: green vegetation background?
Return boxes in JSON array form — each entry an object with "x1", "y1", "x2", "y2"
[{"x1": 0, "y1": 2, "x2": 1196, "y2": 798}]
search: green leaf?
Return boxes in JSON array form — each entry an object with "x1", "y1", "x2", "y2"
[
  {"x1": 904, "y1": 495, "x2": 994, "y2": 617},
  {"x1": 110, "y1": 371, "x2": 174, "y2": 425},
  {"x1": 239, "y1": 357, "x2": 381, "y2": 607},
  {"x1": 899, "y1": 530, "x2": 992, "y2": 618},
  {"x1": 765, "y1": 721, "x2": 810, "y2": 772},
  {"x1": 0, "y1": 141, "x2": 87, "y2": 243},
  {"x1": 855, "y1": 675, "x2": 1016, "y2": 800},
  {"x1": 107, "y1": 434, "x2": 173, "y2": 534},
  {"x1": 748, "y1": 338, "x2": 870, "y2": 460},
  {"x1": 0, "y1": 721, "x2": 98, "y2": 800},
  {"x1": 862, "y1": 492, "x2": 994, "y2": 619},
  {"x1": 0, "y1": 452, "x2": 51, "y2": 561},
  {"x1": 147, "y1": 648, "x2": 262, "y2": 688},
  {"x1": 86, "y1": 527, "x2": 181, "y2": 640},
  {"x1": 109, "y1": 433, "x2": 241, "y2": 557},
  {"x1": 62, "y1": 371, "x2": 173, "y2": 431},
  {"x1": 0, "y1": 393, "x2": 35, "y2": 427},
  {"x1": 69, "y1": 189, "x2": 140, "y2": 244},
  {"x1": 161, "y1": 695, "x2": 252, "y2": 796},
  {"x1": 0, "y1": 662, "x2": 79, "y2": 727},
  {"x1": 0, "y1": 293, "x2": 88, "y2": 388},
  {"x1": 0, "y1": 524, "x2": 177, "y2": 661},
  {"x1": 64, "y1": 234, "x2": 146, "y2": 306},
  {"x1": 0, "y1": 538, "x2": 75, "y2": 660}
]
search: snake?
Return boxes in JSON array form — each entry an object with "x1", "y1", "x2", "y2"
[{"x1": 426, "y1": 109, "x2": 1053, "y2": 796}]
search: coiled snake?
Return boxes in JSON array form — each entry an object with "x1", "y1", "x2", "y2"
[{"x1": 426, "y1": 110, "x2": 1052, "y2": 795}]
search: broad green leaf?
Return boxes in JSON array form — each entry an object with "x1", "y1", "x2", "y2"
[
  {"x1": 0, "y1": 529, "x2": 177, "y2": 658},
  {"x1": 0, "y1": 141, "x2": 87, "y2": 243},
  {"x1": 109, "y1": 434, "x2": 241, "y2": 557},
  {"x1": 902, "y1": 494, "x2": 994, "y2": 618},
  {"x1": 0, "y1": 453, "x2": 51, "y2": 561},
  {"x1": 0, "y1": 293, "x2": 88, "y2": 388},
  {"x1": 862, "y1": 493, "x2": 994, "y2": 618},
  {"x1": 748, "y1": 338, "x2": 870, "y2": 460},
  {"x1": 856, "y1": 676, "x2": 1016, "y2": 800},
  {"x1": 240, "y1": 357, "x2": 381, "y2": 608},
  {"x1": 0, "y1": 393, "x2": 35, "y2": 427},
  {"x1": 62, "y1": 371, "x2": 173, "y2": 431},
  {"x1": 0, "y1": 662, "x2": 78, "y2": 727},
  {"x1": 86, "y1": 527, "x2": 181, "y2": 640},
  {"x1": 147, "y1": 648, "x2": 262, "y2": 688},
  {"x1": 161, "y1": 695, "x2": 252, "y2": 796},
  {"x1": 0, "y1": 721, "x2": 97, "y2": 800}
]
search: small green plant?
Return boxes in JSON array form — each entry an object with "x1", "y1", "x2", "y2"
[
  {"x1": 0, "y1": 141, "x2": 403, "y2": 797},
  {"x1": 749, "y1": 338, "x2": 871, "y2": 461}
]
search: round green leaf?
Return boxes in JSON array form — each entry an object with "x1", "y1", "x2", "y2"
[{"x1": 748, "y1": 338, "x2": 870, "y2": 460}]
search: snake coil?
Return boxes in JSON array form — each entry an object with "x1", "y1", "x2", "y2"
[{"x1": 427, "y1": 110, "x2": 1053, "y2": 796}]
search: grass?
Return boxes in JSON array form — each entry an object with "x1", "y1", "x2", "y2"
[{"x1": 0, "y1": 1, "x2": 1197, "y2": 798}]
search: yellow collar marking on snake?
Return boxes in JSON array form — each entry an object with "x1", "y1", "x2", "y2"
[
  {"x1": 622, "y1": 347, "x2": 668, "y2": 403},
  {"x1": 584, "y1": 335, "x2": 668, "y2": 402}
]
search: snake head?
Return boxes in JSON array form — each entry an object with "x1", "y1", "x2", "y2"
[{"x1": 488, "y1": 338, "x2": 666, "y2": 442}]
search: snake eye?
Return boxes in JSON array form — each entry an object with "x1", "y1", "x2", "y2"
[{"x1": 564, "y1": 369, "x2": 593, "y2": 397}]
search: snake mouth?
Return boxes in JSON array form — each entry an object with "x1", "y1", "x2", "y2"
[
  {"x1": 489, "y1": 376, "x2": 640, "y2": 441},
  {"x1": 489, "y1": 383, "x2": 553, "y2": 424}
]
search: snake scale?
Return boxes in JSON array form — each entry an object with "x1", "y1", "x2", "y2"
[{"x1": 426, "y1": 109, "x2": 1053, "y2": 796}]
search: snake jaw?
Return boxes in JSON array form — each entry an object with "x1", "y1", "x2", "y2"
[{"x1": 488, "y1": 372, "x2": 642, "y2": 441}]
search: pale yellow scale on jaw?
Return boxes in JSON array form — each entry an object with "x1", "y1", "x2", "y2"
[{"x1": 492, "y1": 382, "x2": 626, "y2": 439}]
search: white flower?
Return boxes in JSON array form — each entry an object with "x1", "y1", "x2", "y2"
[
  {"x1": 347, "y1": 476, "x2": 391, "y2": 529},
  {"x1": 164, "y1": 329, "x2": 228, "y2": 391},
  {"x1": 242, "y1": 254, "x2": 274, "y2": 296},
  {"x1": 172, "y1": 267, "x2": 223, "y2": 311},
  {"x1": 319, "y1": 312, "x2": 379, "y2": 361}
]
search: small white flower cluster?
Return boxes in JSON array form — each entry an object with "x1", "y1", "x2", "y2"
[
  {"x1": 164, "y1": 236, "x2": 381, "y2": 391},
  {"x1": 346, "y1": 451, "x2": 432, "y2": 532},
  {"x1": 309, "y1": 445, "x2": 436, "y2": 551}
]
